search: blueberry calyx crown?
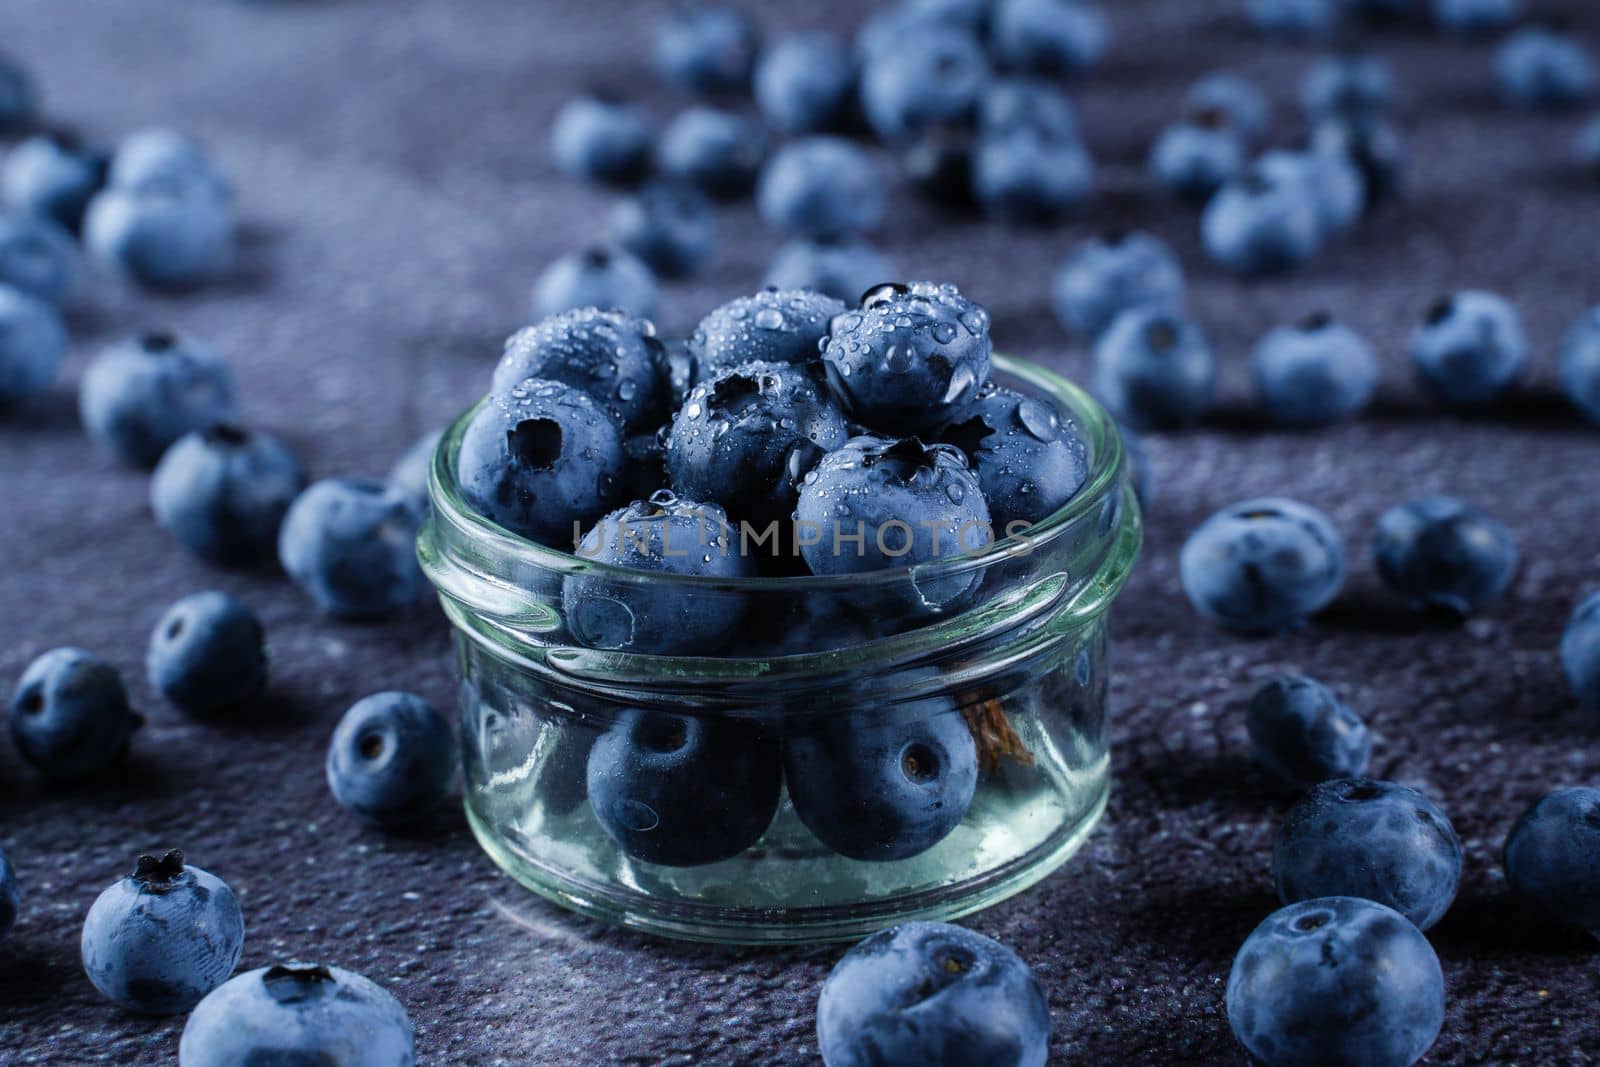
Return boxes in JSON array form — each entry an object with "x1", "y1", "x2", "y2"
[
  {"x1": 263, "y1": 962, "x2": 338, "y2": 1005},
  {"x1": 861, "y1": 437, "x2": 948, "y2": 482},
  {"x1": 140, "y1": 331, "x2": 179, "y2": 354},
  {"x1": 1425, "y1": 297, "x2": 1455, "y2": 326},
  {"x1": 1144, "y1": 318, "x2": 1181, "y2": 353},
  {"x1": 507, "y1": 418, "x2": 563, "y2": 471},
  {"x1": 132, "y1": 849, "x2": 186, "y2": 890},
  {"x1": 1299, "y1": 311, "x2": 1334, "y2": 332},
  {"x1": 1189, "y1": 105, "x2": 1231, "y2": 132},
  {"x1": 861, "y1": 282, "x2": 910, "y2": 311},
  {"x1": 580, "y1": 246, "x2": 613, "y2": 269},
  {"x1": 202, "y1": 423, "x2": 251, "y2": 448},
  {"x1": 1291, "y1": 909, "x2": 1331, "y2": 933}
]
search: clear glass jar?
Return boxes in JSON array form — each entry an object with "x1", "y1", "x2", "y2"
[{"x1": 418, "y1": 354, "x2": 1141, "y2": 944}]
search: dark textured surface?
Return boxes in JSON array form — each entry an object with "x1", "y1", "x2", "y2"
[{"x1": 2, "y1": 1, "x2": 1599, "y2": 1063}]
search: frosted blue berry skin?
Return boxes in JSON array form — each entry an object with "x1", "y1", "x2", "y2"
[
  {"x1": 1092, "y1": 308, "x2": 1215, "y2": 430},
  {"x1": 1559, "y1": 306, "x2": 1600, "y2": 424},
  {"x1": 327, "y1": 692, "x2": 457, "y2": 826},
  {"x1": 1, "y1": 131, "x2": 108, "y2": 233},
  {"x1": 8, "y1": 648, "x2": 140, "y2": 780},
  {"x1": 1564, "y1": 592, "x2": 1600, "y2": 711},
  {"x1": 1251, "y1": 313, "x2": 1378, "y2": 427},
  {"x1": 1052, "y1": 231, "x2": 1185, "y2": 340},
  {"x1": 550, "y1": 91, "x2": 653, "y2": 187},
  {"x1": 1227, "y1": 897, "x2": 1444, "y2": 1067},
  {"x1": 1274, "y1": 778, "x2": 1463, "y2": 930},
  {"x1": 1497, "y1": 26, "x2": 1596, "y2": 111},
  {"x1": 688, "y1": 287, "x2": 846, "y2": 381},
  {"x1": 179, "y1": 962, "x2": 415, "y2": 1067},
  {"x1": 491, "y1": 307, "x2": 669, "y2": 433},
  {"x1": 1247, "y1": 676, "x2": 1371, "y2": 789},
  {"x1": 79, "y1": 332, "x2": 238, "y2": 468},
  {"x1": 277, "y1": 479, "x2": 427, "y2": 618},
  {"x1": 1148, "y1": 117, "x2": 1247, "y2": 204},
  {"x1": 1301, "y1": 51, "x2": 1395, "y2": 123},
  {"x1": 0, "y1": 283, "x2": 67, "y2": 404},
  {"x1": 989, "y1": 0, "x2": 1109, "y2": 78},
  {"x1": 81, "y1": 850, "x2": 244, "y2": 1016},
  {"x1": 757, "y1": 136, "x2": 886, "y2": 239},
  {"x1": 0, "y1": 850, "x2": 16, "y2": 941},
  {"x1": 1245, "y1": 0, "x2": 1343, "y2": 42},
  {"x1": 1202, "y1": 166, "x2": 1324, "y2": 276},
  {"x1": 146, "y1": 591, "x2": 267, "y2": 720},
  {"x1": 972, "y1": 129, "x2": 1095, "y2": 224},
  {"x1": 940, "y1": 385, "x2": 1088, "y2": 527},
  {"x1": 609, "y1": 182, "x2": 716, "y2": 278},
  {"x1": 1432, "y1": 0, "x2": 1520, "y2": 36},
  {"x1": 1504, "y1": 786, "x2": 1600, "y2": 936},
  {"x1": 1185, "y1": 72, "x2": 1271, "y2": 144},
  {"x1": 653, "y1": 4, "x2": 761, "y2": 97},
  {"x1": 1180, "y1": 498, "x2": 1345, "y2": 634},
  {"x1": 765, "y1": 237, "x2": 896, "y2": 305},
  {"x1": 1410, "y1": 290, "x2": 1526, "y2": 410},
  {"x1": 1373, "y1": 496, "x2": 1517, "y2": 615},
  {"x1": 861, "y1": 28, "x2": 989, "y2": 144},
  {"x1": 754, "y1": 32, "x2": 855, "y2": 135},
  {"x1": 0, "y1": 212, "x2": 79, "y2": 306},
  {"x1": 657, "y1": 106, "x2": 768, "y2": 200},
  {"x1": 531, "y1": 246, "x2": 658, "y2": 321},
  {"x1": 85, "y1": 181, "x2": 235, "y2": 291},
  {"x1": 817, "y1": 922, "x2": 1050, "y2": 1067},
  {"x1": 151, "y1": 425, "x2": 306, "y2": 565}
]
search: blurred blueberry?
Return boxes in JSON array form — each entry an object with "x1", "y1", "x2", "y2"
[
  {"x1": 1251, "y1": 312, "x2": 1378, "y2": 426},
  {"x1": 653, "y1": 5, "x2": 761, "y2": 96},
  {"x1": 0, "y1": 52, "x2": 38, "y2": 133},
  {"x1": 1497, "y1": 25, "x2": 1596, "y2": 111},
  {"x1": 2, "y1": 130, "x2": 108, "y2": 233},
  {"x1": 972, "y1": 129, "x2": 1095, "y2": 224},
  {"x1": 1247, "y1": 676, "x2": 1371, "y2": 788},
  {"x1": 856, "y1": 0, "x2": 990, "y2": 62},
  {"x1": 1373, "y1": 495, "x2": 1517, "y2": 615},
  {"x1": 1244, "y1": 0, "x2": 1343, "y2": 42},
  {"x1": 85, "y1": 183, "x2": 235, "y2": 291},
  {"x1": 1201, "y1": 165, "x2": 1324, "y2": 276},
  {"x1": 9, "y1": 647, "x2": 141, "y2": 780},
  {"x1": 1564, "y1": 592, "x2": 1600, "y2": 711},
  {"x1": 1149, "y1": 113, "x2": 1247, "y2": 205},
  {"x1": 657, "y1": 106, "x2": 768, "y2": 200},
  {"x1": 1053, "y1": 230, "x2": 1185, "y2": 339},
  {"x1": 899, "y1": 121, "x2": 978, "y2": 209},
  {"x1": 0, "y1": 283, "x2": 65, "y2": 404},
  {"x1": 1180, "y1": 498, "x2": 1345, "y2": 634},
  {"x1": 1576, "y1": 116, "x2": 1600, "y2": 181},
  {"x1": 980, "y1": 79, "x2": 1080, "y2": 142},
  {"x1": 1558, "y1": 306, "x2": 1600, "y2": 424},
  {"x1": 0, "y1": 212, "x2": 79, "y2": 305},
  {"x1": 757, "y1": 136, "x2": 886, "y2": 238},
  {"x1": 109, "y1": 129, "x2": 232, "y2": 200},
  {"x1": 550, "y1": 91, "x2": 653, "y2": 187},
  {"x1": 989, "y1": 0, "x2": 1110, "y2": 77},
  {"x1": 608, "y1": 182, "x2": 715, "y2": 278},
  {"x1": 1505, "y1": 786, "x2": 1600, "y2": 935},
  {"x1": 1312, "y1": 114, "x2": 1405, "y2": 211},
  {"x1": 1259, "y1": 147, "x2": 1365, "y2": 237},
  {"x1": 151, "y1": 425, "x2": 306, "y2": 565},
  {"x1": 1092, "y1": 308, "x2": 1215, "y2": 429},
  {"x1": 861, "y1": 27, "x2": 989, "y2": 144},
  {"x1": 1432, "y1": 0, "x2": 1520, "y2": 36},
  {"x1": 79, "y1": 332, "x2": 237, "y2": 468},
  {"x1": 147, "y1": 591, "x2": 268, "y2": 720},
  {"x1": 532, "y1": 246, "x2": 658, "y2": 321},
  {"x1": 765, "y1": 236, "x2": 896, "y2": 304},
  {"x1": 754, "y1": 32, "x2": 855, "y2": 135},
  {"x1": 387, "y1": 428, "x2": 443, "y2": 518},
  {"x1": 327, "y1": 692, "x2": 457, "y2": 826},
  {"x1": 1185, "y1": 72, "x2": 1271, "y2": 144},
  {"x1": 1410, "y1": 290, "x2": 1526, "y2": 409},
  {"x1": 277, "y1": 479, "x2": 427, "y2": 618},
  {"x1": 1120, "y1": 422, "x2": 1153, "y2": 508},
  {"x1": 1301, "y1": 50, "x2": 1395, "y2": 123}
]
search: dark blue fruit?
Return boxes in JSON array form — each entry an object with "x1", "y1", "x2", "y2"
[
  {"x1": 0, "y1": 51, "x2": 37, "y2": 133},
  {"x1": 9, "y1": 647, "x2": 141, "y2": 780},
  {"x1": 1247, "y1": 676, "x2": 1371, "y2": 789},
  {"x1": 1202, "y1": 165, "x2": 1323, "y2": 276},
  {"x1": 1246, "y1": 0, "x2": 1343, "y2": 40},
  {"x1": 653, "y1": 4, "x2": 761, "y2": 96},
  {"x1": 1185, "y1": 72, "x2": 1271, "y2": 144},
  {"x1": 1410, "y1": 291, "x2": 1526, "y2": 410},
  {"x1": 1180, "y1": 497, "x2": 1345, "y2": 634},
  {"x1": 0, "y1": 212, "x2": 79, "y2": 306},
  {"x1": 0, "y1": 283, "x2": 66, "y2": 404},
  {"x1": 532, "y1": 245, "x2": 658, "y2": 321},
  {"x1": 1148, "y1": 111, "x2": 1246, "y2": 205},
  {"x1": 1053, "y1": 231, "x2": 1185, "y2": 340},
  {"x1": 1559, "y1": 306, "x2": 1600, "y2": 424},
  {"x1": 1497, "y1": 25, "x2": 1595, "y2": 111},
  {"x1": 491, "y1": 308, "x2": 669, "y2": 433},
  {"x1": 1373, "y1": 496, "x2": 1518, "y2": 615},
  {"x1": 550, "y1": 90, "x2": 653, "y2": 186},
  {"x1": 608, "y1": 181, "x2": 717, "y2": 278},
  {"x1": 860, "y1": 27, "x2": 989, "y2": 144},
  {"x1": 1091, "y1": 307, "x2": 1215, "y2": 429},
  {"x1": 972, "y1": 128, "x2": 1095, "y2": 224},
  {"x1": 765, "y1": 236, "x2": 896, "y2": 304},
  {"x1": 79, "y1": 331, "x2": 237, "y2": 468},
  {"x1": 387, "y1": 428, "x2": 443, "y2": 518},
  {"x1": 989, "y1": 0, "x2": 1109, "y2": 78},
  {"x1": 657, "y1": 106, "x2": 768, "y2": 200},
  {"x1": 754, "y1": 32, "x2": 855, "y2": 135},
  {"x1": 1312, "y1": 115, "x2": 1405, "y2": 212},
  {"x1": 757, "y1": 136, "x2": 886, "y2": 239},
  {"x1": 150, "y1": 424, "x2": 306, "y2": 565},
  {"x1": 691, "y1": 287, "x2": 846, "y2": 381},
  {"x1": 85, "y1": 176, "x2": 235, "y2": 291},
  {"x1": 147, "y1": 591, "x2": 267, "y2": 720},
  {"x1": 1504, "y1": 786, "x2": 1600, "y2": 936},
  {"x1": 277, "y1": 479, "x2": 427, "y2": 618},
  {"x1": 1563, "y1": 591, "x2": 1600, "y2": 711},
  {"x1": 326, "y1": 692, "x2": 457, "y2": 826},
  {"x1": 1, "y1": 130, "x2": 109, "y2": 233},
  {"x1": 1250, "y1": 312, "x2": 1378, "y2": 427},
  {"x1": 1301, "y1": 50, "x2": 1395, "y2": 123},
  {"x1": 1433, "y1": 0, "x2": 1520, "y2": 37},
  {"x1": 940, "y1": 384, "x2": 1088, "y2": 528}
]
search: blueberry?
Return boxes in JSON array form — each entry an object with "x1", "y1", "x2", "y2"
[
  {"x1": 179, "y1": 962, "x2": 415, "y2": 1067},
  {"x1": 387, "y1": 428, "x2": 443, "y2": 518},
  {"x1": 1053, "y1": 230, "x2": 1185, "y2": 340},
  {"x1": 666, "y1": 359, "x2": 849, "y2": 531},
  {"x1": 1091, "y1": 308, "x2": 1215, "y2": 429},
  {"x1": 689, "y1": 288, "x2": 847, "y2": 381},
  {"x1": 786, "y1": 696, "x2": 979, "y2": 862},
  {"x1": 754, "y1": 32, "x2": 855, "y2": 135},
  {"x1": 586, "y1": 709, "x2": 781, "y2": 866},
  {"x1": 660, "y1": 337, "x2": 699, "y2": 407},
  {"x1": 1245, "y1": 0, "x2": 1343, "y2": 42},
  {"x1": 0, "y1": 849, "x2": 15, "y2": 941},
  {"x1": 150, "y1": 425, "x2": 306, "y2": 565},
  {"x1": 79, "y1": 331, "x2": 237, "y2": 468},
  {"x1": 1120, "y1": 422, "x2": 1154, "y2": 508},
  {"x1": 941, "y1": 385, "x2": 1088, "y2": 528},
  {"x1": 817, "y1": 921, "x2": 1050, "y2": 1067},
  {"x1": 657, "y1": 106, "x2": 768, "y2": 200},
  {"x1": 1, "y1": 130, "x2": 108, "y2": 233},
  {"x1": 1563, "y1": 592, "x2": 1600, "y2": 711},
  {"x1": 1251, "y1": 312, "x2": 1378, "y2": 427},
  {"x1": 1373, "y1": 495, "x2": 1517, "y2": 615},
  {"x1": 81, "y1": 850, "x2": 244, "y2": 1015},
  {"x1": 822, "y1": 282, "x2": 992, "y2": 433},
  {"x1": 326, "y1": 692, "x2": 456, "y2": 826},
  {"x1": 1576, "y1": 116, "x2": 1600, "y2": 181},
  {"x1": 1185, "y1": 72, "x2": 1271, "y2": 144},
  {"x1": 1148, "y1": 113, "x2": 1247, "y2": 205},
  {"x1": 765, "y1": 236, "x2": 897, "y2": 304},
  {"x1": 899, "y1": 121, "x2": 978, "y2": 209},
  {"x1": 564, "y1": 493, "x2": 755, "y2": 654},
  {"x1": 0, "y1": 283, "x2": 66, "y2": 404},
  {"x1": 856, "y1": 0, "x2": 990, "y2": 63},
  {"x1": 531, "y1": 246, "x2": 658, "y2": 321},
  {"x1": 0, "y1": 212, "x2": 79, "y2": 306},
  {"x1": 608, "y1": 181, "x2": 716, "y2": 278},
  {"x1": 1432, "y1": 0, "x2": 1520, "y2": 36},
  {"x1": 1301, "y1": 51, "x2": 1395, "y2": 123},
  {"x1": 972, "y1": 128, "x2": 1095, "y2": 224},
  {"x1": 0, "y1": 51, "x2": 37, "y2": 133},
  {"x1": 1180, "y1": 498, "x2": 1345, "y2": 634},
  {"x1": 1248, "y1": 676, "x2": 1372, "y2": 788},
  {"x1": 989, "y1": 0, "x2": 1110, "y2": 78},
  {"x1": 980, "y1": 79, "x2": 1081, "y2": 143},
  {"x1": 1312, "y1": 114, "x2": 1405, "y2": 211},
  {"x1": 1201, "y1": 165, "x2": 1324, "y2": 276},
  {"x1": 277, "y1": 478, "x2": 427, "y2": 618},
  {"x1": 549, "y1": 90, "x2": 653, "y2": 186},
  {"x1": 491, "y1": 308, "x2": 669, "y2": 433},
  {"x1": 1504, "y1": 786, "x2": 1600, "y2": 935},
  {"x1": 9, "y1": 647, "x2": 141, "y2": 779},
  {"x1": 653, "y1": 4, "x2": 761, "y2": 97},
  {"x1": 1497, "y1": 25, "x2": 1596, "y2": 111},
  {"x1": 756, "y1": 136, "x2": 887, "y2": 239},
  {"x1": 1559, "y1": 306, "x2": 1600, "y2": 424},
  {"x1": 861, "y1": 27, "x2": 989, "y2": 144},
  {"x1": 1227, "y1": 897, "x2": 1444, "y2": 1067},
  {"x1": 146, "y1": 591, "x2": 267, "y2": 720},
  {"x1": 456, "y1": 378, "x2": 627, "y2": 547},
  {"x1": 84, "y1": 180, "x2": 235, "y2": 291},
  {"x1": 1258, "y1": 147, "x2": 1365, "y2": 238},
  {"x1": 107, "y1": 128, "x2": 232, "y2": 200},
  {"x1": 1411, "y1": 291, "x2": 1526, "y2": 411}
]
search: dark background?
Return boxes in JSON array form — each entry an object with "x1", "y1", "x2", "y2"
[{"x1": 2, "y1": 0, "x2": 1599, "y2": 1063}]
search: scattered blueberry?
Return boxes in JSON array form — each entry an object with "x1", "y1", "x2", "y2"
[
  {"x1": 0, "y1": 849, "x2": 15, "y2": 941},
  {"x1": 856, "y1": 0, "x2": 990, "y2": 62},
  {"x1": 150, "y1": 424, "x2": 306, "y2": 565},
  {"x1": 0, "y1": 283, "x2": 66, "y2": 404},
  {"x1": 1432, "y1": 0, "x2": 1520, "y2": 37},
  {"x1": 817, "y1": 921, "x2": 1050, "y2": 1067},
  {"x1": 765, "y1": 236, "x2": 896, "y2": 304},
  {"x1": 587, "y1": 709, "x2": 781, "y2": 866},
  {"x1": 1148, "y1": 112, "x2": 1247, "y2": 205},
  {"x1": 1227, "y1": 897, "x2": 1445, "y2": 1067},
  {"x1": 1373, "y1": 495, "x2": 1518, "y2": 615},
  {"x1": 277, "y1": 478, "x2": 428, "y2": 618},
  {"x1": 980, "y1": 79, "x2": 1081, "y2": 143},
  {"x1": 1185, "y1": 72, "x2": 1271, "y2": 144},
  {"x1": 1247, "y1": 676, "x2": 1372, "y2": 788},
  {"x1": 860, "y1": 27, "x2": 989, "y2": 144},
  {"x1": 550, "y1": 90, "x2": 654, "y2": 186},
  {"x1": 1, "y1": 130, "x2": 108, "y2": 233},
  {"x1": 387, "y1": 428, "x2": 443, "y2": 518},
  {"x1": 79, "y1": 331, "x2": 238, "y2": 468},
  {"x1": 85, "y1": 176, "x2": 235, "y2": 291},
  {"x1": 491, "y1": 307, "x2": 669, "y2": 432},
  {"x1": 327, "y1": 692, "x2": 457, "y2": 826},
  {"x1": 564, "y1": 493, "x2": 756, "y2": 654},
  {"x1": 1180, "y1": 498, "x2": 1345, "y2": 634},
  {"x1": 1562, "y1": 591, "x2": 1600, "y2": 711},
  {"x1": 821, "y1": 281, "x2": 992, "y2": 433},
  {"x1": 654, "y1": 4, "x2": 761, "y2": 97},
  {"x1": 1497, "y1": 25, "x2": 1596, "y2": 111},
  {"x1": 179, "y1": 962, "x2": 415, "y2": 1067},
  {"x1": 1312, "y1": 114, "x2": 1405, "y2": 211},
  {"x1": 0, "y1": 212, "x2": 79, "y2": 306},
  {"x1": 1250, "y1": 312, "x2": 1378, "y2": 426},
  {"x1": 941, "y1": 384, "x2": 1088, "y2": 528},
  {"x1": 1258, "y1": 146, "x2": 1365, "y2": 238},
  {"x1": 1201, "y1": 165, "x2": 1324, "y2": 276},
  {"x1": 1301, "y1": 50, "x2": 1395, "y2": 123},
  {"x1": 608, "y1": 181, "x2": 716, "y2": 278},
  {"x1": 106, "y1": 128, "x2": 232, "y2": 200},
  {"x1": 81, "y1": 849, "x2": 244, "y2": 1015},
  {"x1": 1053, "y1": 230, "x2": 1185, "y2": 340},
  {"x1": 0, "y1": 51, "x2": 37, "y2": 133},
  {"x1": 1274, "y1": 778, "x2": 1462, "y2": 930},
  {"x1": 1244, "y1": 0, "x2": 1343, "y2": 42},
  {"x1": 1411, "y1": 291, "x2": 1526, "y2": 410},
  {"x1": 757, "y1": 136, "x2": 886, "y2": 238},
  {"x1": 146, "y1": 591, "x2": 268, "y2": 720},
  {"x1": 1091, "y1": 307, "x2": 1215, "y2": 429},
  {"x1": 9, "y1": 647, "x2": 141, "y2": 779},
  {"x1": 1504, "y1": 786, "x2": 1600, "y2": 936},
  {"x1": 754, "y1": 32, "x2": 855, "y2": 135},
  {"x1": 972, "y1": 128, "x2": 1096, "y2": 224},
  {"x1": 657, "y1": 106, "x2": 768, "y2": 200},
  {"x1": 1558, "y1": 306, "x2": 1600, "y2": 424},
  {"x1": 532, "y1": 245, "x2": 659, "y2": 321},
  {"x1": 989, "y1": 0, "x2": 1110, "y2": 78}
]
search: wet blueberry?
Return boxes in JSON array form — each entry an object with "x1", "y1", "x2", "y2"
[
  {"x1": 1251, "y1": 312, "x2": 1378, "y2": 426},
  {"x1": 765, "y1": 236, "x2": 897, "y2": 304},
  {"x1": 1148, "y1": 111, "x2": 1247, "y2": 205},
  {"x1": 81, "y1": 849, "x2": 244, "y2": 1015},
  {"x1": 1185, "y1": 72, "x2": 1271, "y2": 144},
  {"x1": 653, "y1": 4, "x2": 761, "y2": 97},
  {"x1": 1247, "y1": 676, "x2": 1372, "y2": 788},
  {"x1": 941, "y1": 385, "x2": 1088, "y2": 528},
  {"x1": 1504, "y1": 786, "x2": 1600, "y2": 936},
  {"x1": 277, "y1": 479, "x2": 427, "y2": 618},
  {"x1": 327, "y1": 692, "x2": 457, "y2": 826},
  {"x1": 1180, "y1": 498, "x2": 1346, "y2": 634},
  {"x1": 1411, "y1": 291, "x2": 1526, "y2": 410},
  {"x1": 1202, "y1": 165, "x2": 1324, "y2": 276},
  {"x1": 861, "y1": 27, "x2": 989, "y2": 144},
  {"x1": 1563, "y1": 591, "x2": 1600, "y2": 711},
  {"x1": 491, "y1": 308, "x2": 669, "y2": 432},
  {"x1": 532, "y1": 245, "x2": 658, "y2": 321},
  {"x1": 989, "y1": 0, "x2": 1109, "y2": 78},
  {"x1": 0, "y1": 283, "x2": 66, "y2": 404},
  {"x1": 972, "y1": 128, "x2": 1095, "y2": 224},
  {"x1": 1301, "y1": 50, "x2": 1395, "y2": 123},
  {"x1": 79, "y1": 332, "x2": 237, "y2": 468},
  {"x1": 755, "y1": 32, "x2": 855, "y2": 135},
  {"x1": 9, "y1": 647, "x2": 141, "y2": 780},
  {"x1": 1, "y1": 130, "x2": 108, "y2": 233},
  {"x1": 550, "y1": 90, "x2": 654, "y2": 187},
  {"x1": 1497, "y1": 25, "x2": 1595, "y2": 111},
  {"x1": 757, "y1": 136, "x2": 886, "y2": 239},
  {"x1": 658, "y1": 106, "x2": 768, "y2": 200},
  {"x1": 146, "y1": 591, "x2": 267, "y2": 720},
  {"x1": 1373, "y1": 496, "x2": 1518, "y2": 615},
  {"x1": 1558, "y1": 306, "x2": 1600, "y2": 424},
  {"x1": 608, "y1": 181, "x2": 716, "y2": 278},
  {"x1": 689, "y1": 287, "x2": 847, "y2": 380},
  {"x1": 1053, "y1": 230, "x2": 1185, "y2": 340},
  {"x1": 1091, "y1": 308, "x2": 1215, "y2": 429},
  {"x1": 0, "y1": 212, "x2": 80, "y2": 306},
  {"x1": 151, "y1": 424, "x2": 306, "y2": 565},
  {"x1": 899, "y1": 120, "x2": 978, "y2": 209}
]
